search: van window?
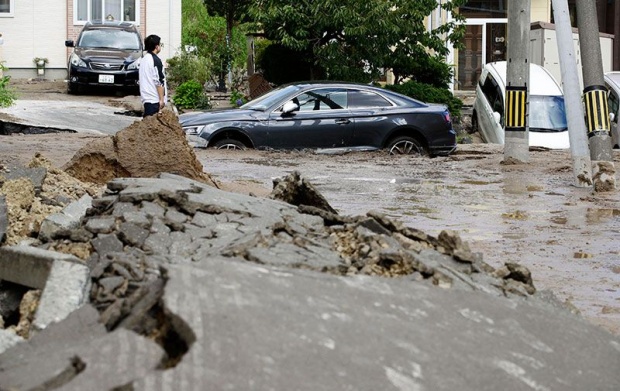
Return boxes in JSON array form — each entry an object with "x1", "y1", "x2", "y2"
[
  {"x1": 481, "y1": 74, "x2": 504, "y2": 125},
  {"x1": 607, "y1": 84, "x2": 619, "y2": 122}
]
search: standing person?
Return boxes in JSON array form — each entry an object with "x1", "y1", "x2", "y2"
[{"x1": 139, "y1": 34, "x2": 168, "y2": 117}]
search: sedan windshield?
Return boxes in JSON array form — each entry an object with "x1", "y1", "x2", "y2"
[
  {"x1": 529, "y1": 95, "x2": 567, "y2": 131},
  {"x1": 78, "y1": 29, "x2": 141, "y2": 50},
  {"x1": 241, "y1": 85, "x2": 303, "y2": 111}
]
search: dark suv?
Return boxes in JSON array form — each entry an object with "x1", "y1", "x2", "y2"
[{"x1": 65, "y1": 21, "x2": 142, "y2": 95}]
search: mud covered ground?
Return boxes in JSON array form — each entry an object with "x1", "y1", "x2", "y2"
[{"x1": 1, "y1": 78, "x2": 620, "y2": 335}]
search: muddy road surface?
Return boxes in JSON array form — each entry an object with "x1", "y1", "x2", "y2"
[{"x1": 195, "y1": 146, "x2": 620, "y2": 334}]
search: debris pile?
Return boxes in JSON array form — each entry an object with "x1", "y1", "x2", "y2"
[{"x1": 62, "y1": 110, "x2": 217, "y2": 187}]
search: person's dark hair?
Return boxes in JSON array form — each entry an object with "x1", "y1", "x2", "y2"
[{"x1": 144, "y1": 35, "x2": 161, "y2": 52}]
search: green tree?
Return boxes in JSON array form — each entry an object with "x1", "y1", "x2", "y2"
[
  {"x1": 204, "y1": 0, "x2": 252, "y2": 90},
  {"x1": 176, "y1": 0, "x2": 247, "y2": 90},
  {"x1": 250, "y1": 0, "x2": 466, "y2": 85}
]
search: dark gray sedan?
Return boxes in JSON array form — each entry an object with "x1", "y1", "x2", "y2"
[{"x1": 180, "y1": 82, "x2": 457, "y2": 156}]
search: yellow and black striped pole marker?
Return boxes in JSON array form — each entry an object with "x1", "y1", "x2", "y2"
[
  {"x1": 583, "y1": 85, "x2": 610, "y2": 136},
  {"x1": 505, "y1": 86, "x2": 527, "y2": 131}
]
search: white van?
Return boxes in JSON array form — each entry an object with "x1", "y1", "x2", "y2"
[
  {"x1": 472, "y1": 61, "x2": 569, "y2": 149},
  {"x1": 604, "y1": 71, "x2": 620, "y2": 148}
]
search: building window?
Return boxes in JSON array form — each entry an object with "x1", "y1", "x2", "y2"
[
  {"x1": 75, "y1": 0, "x2": 138, "y2": 24},
  {"x1": 460, "y1": 1, "x2": 508, "y2": 18},
  {"x1": 0, "y1": 0, "x2": 14, "y2": 17}
]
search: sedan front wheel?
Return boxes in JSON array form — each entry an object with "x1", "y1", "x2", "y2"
[
  {"x1": 387, "y1": 136, "x2": 427, "y2": 156},
  {"x1": 212, "y1": 139, "x2": 247, "y2": 150}
]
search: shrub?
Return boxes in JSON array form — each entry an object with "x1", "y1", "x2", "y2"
[
  {"x1": 229, "y1": 89, "x2": 248, "y2": 107},
  {"x1": 172, "y1": 80, "x2": 212, "y2": 110},
  {"x1": 0, "y1": 64, "x2": 16, "y2": 108},
  {"x1": 166, "y1": 51, "x2": 212, "y2": 90},
  {"x1": 385, "y1": 81, "x2": 462, "y2": 118}
]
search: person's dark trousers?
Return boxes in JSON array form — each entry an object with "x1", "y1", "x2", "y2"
[{"x1": 143, "y1": 102, "x2": 160, "y2": 117}]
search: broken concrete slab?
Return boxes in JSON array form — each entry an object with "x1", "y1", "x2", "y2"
[
  {"x1": 270, "y1": 170, "x2": 338, "y2": 214},
  {"x1": 38, "y1": 194, "x2": 93, "y2": 241},
  {"x1": 0, "y1": 329, "x2": 23, "y2": 355},
  {"x1": 0, "y1": 246, "x2": 91, "y2": 331},
  {"x1": 0, "y1": 304, "x2": 164, "y2": 391},
  {"x1": 127, "y1": 257, "x2": 620, "y2": 390}
]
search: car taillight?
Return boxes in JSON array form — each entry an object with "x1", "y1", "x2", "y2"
[{"x1": 443, "y1": 111, "x2": 451, "y2": 123}]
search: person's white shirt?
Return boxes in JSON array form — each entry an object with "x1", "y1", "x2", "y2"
[{"x1": 139, "y1": 51, "x2": 168, "y2": 105}]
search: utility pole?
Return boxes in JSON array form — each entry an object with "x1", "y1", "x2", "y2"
[
  {"x1": 551, "y1": 0, "x2": 592, "y2": 187},
  {"x1": 576, "y1": 0, "x2": 616, "y2": 191},
  {"x1": 504, "y1": 0, "x2": 530, "y2": 163}
]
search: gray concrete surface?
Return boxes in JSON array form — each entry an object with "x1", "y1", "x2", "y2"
[
  {"x1": 0, "y1": 246, "x2": 91, "y2": 332},
  {"x1": 0, "y1": 99, "x2": 139, "y2": 135},
  {"x1": 0, "y1": 173, "x2": 618, "y2": 390}
]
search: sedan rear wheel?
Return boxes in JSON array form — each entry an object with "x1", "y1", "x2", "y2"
[
  {"x1": 387, "y1": 136, "x2": 427, "y2": 156},
  {"x1": 212, "y1": 139, "x2": 247, "y2": 150}
]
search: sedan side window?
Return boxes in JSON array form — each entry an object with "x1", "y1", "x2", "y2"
[
  {"x1": 348, "y1": 90, "x2": 392, "y2": 108},
  {"x1": 294, "y1": 89, "x2": 347, "y2": 111}
]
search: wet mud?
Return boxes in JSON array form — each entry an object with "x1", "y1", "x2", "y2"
[{"x1": 195, "y1": 146, "x2": 620, "y2": 334}]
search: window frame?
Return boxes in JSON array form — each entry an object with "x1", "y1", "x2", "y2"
[
  {"x1": 73, "y1": 0, "x2": 140, "y2": 25},
  {"x1": 0, "y1": 0, "x2": 14, "y2": 17}
]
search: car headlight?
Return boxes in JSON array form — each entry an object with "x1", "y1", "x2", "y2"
[
  {"x1": 69, "y1": 52, "x2": 87, "y2": 68},
  {"x1": 127, "y1": 58, "x2": 140, "y2": 70},
  {"x1": 183, "y1": 125, "x2": 204, "y2": 135}
]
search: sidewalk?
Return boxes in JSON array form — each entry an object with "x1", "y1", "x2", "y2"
[{"x1": 0, "y1": 96, "x2": 141, "y2": 135}]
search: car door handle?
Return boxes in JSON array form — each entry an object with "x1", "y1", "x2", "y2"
[{"x1": 336, "y1": 119, "x2": 351, "y2": 125}]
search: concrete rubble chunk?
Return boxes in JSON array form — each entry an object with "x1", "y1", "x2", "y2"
[
  {"x1": 270, "y1": 170, "x2": 338, "y2": 214},
  {"x1": 0, "y1": 305, "x2": 164, "y2": 391},
  {"x1": 38, "y1": 194, "x2": 93, "y2": 241},
  {"x1": 0, "y1": 245, "x2": 91, "y2": 332}
]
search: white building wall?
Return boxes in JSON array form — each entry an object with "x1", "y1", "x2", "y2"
[
  {"x1": 145, "y1": 0, "x2": 181, "y2": 64},
  {"x1": 0, "y1": 1, "x2": 67, "y2": 77}
]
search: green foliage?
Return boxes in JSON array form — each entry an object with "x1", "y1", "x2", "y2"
[
  {"x1": 229, "y1": 89, "x2": 248, "y2": 107},
  {"x1": 249, "y1": 0, "x2": 466, "y2": 84},
  {"x1": 166, "y1": 51, "x2": 212, "y2": 90},
  {"x1": 0, "y1": 63, "x2": 16, "y2": 108},
  {"x1": 172, "y1": 80, "x2": 212, "y2": 110},
  {"x1": 182, "y1": 0, "x2": 247, "y2": 86},
  {"x1": 386, "y1": 80, "x2": 462, "y2": 118}
]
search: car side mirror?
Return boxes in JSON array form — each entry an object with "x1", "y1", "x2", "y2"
[
  {"x1": 492, "y1": 111, "x2": 501, "y2": 124},
  {"x1": 282, "y1": 100, "x2": 299, "y2": 114},
  {"x1": 65, "y1": 40, "x2": 75, "y2": 47}
]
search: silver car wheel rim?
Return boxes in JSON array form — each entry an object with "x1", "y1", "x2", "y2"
[
  {"x1": 390, "y1": 141, "x2": 420, "y2": 155},
  {"x1": 217, "y1": 144, "x2": 243, "y2": 150}
]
